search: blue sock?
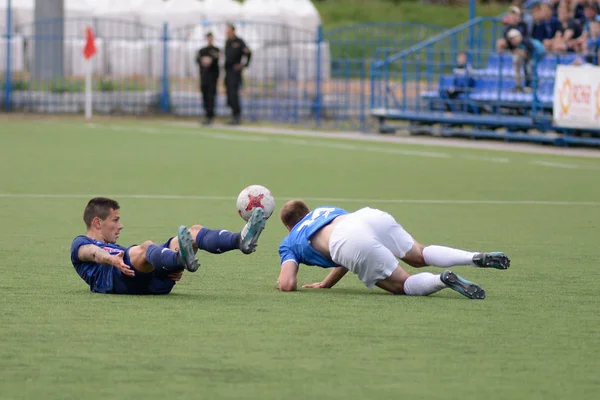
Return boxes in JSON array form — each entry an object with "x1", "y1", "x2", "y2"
[
  {"x1": 195, "y1": 228, "x2": 241, "y2": 254},
  {"x1": 146, "y1": 244, "x2": 182, "y2": 272}
]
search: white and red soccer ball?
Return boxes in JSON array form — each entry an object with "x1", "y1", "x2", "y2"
[{"x1": 236, "y1": 185, "x2": 275, "y2": 221}]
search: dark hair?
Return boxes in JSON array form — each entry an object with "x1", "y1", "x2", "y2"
[
  {"x1": 226, "y1": 23, "x2": 236, "y2": 31},
  {"x1": 280, "y1": 200, "x2": 310, "y2": 229},
  {"x1": 83, "y1": 197, "x2": 120, "y2": 228},
  {"x1": 206, "y1": 32, "x2": 213, "y2": 38}
]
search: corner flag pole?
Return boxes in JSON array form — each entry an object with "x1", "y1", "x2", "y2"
[{"x1": 83, "y1": 27, "x2": 97, "y2": 121}]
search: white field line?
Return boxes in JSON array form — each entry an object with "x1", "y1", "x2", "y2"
[{"x1": 88, "y1": 124, "x2": 600, "y2": 169}]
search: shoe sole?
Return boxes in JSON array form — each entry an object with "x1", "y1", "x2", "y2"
[
  {"x1": 441, "y1": 271, "x2": 486, "y2": 300},
  {"x1": 240, "y1": 208, "x2": 266, "y2": 254},
  {"x1": 482, "y1": 253, "x2": 511, "y2": 270},
  {"x1": 177, "y1": 226, "x2": 199, "y2": 273}
]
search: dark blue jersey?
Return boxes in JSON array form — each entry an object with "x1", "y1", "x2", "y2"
[
  {"x1": 70, "y1": 235, "x2": 175, "y2": 295},
  {"x1": 278, "y1": 207, "x2": 348, "y2": 269},
  {"x1": 70, "y1": 235, "x2": 127, "y2": 293}
]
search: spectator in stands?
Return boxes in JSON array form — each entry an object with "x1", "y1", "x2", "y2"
[
  {"x1": 506, "y1": 29, "x2": 546, "y2": 93},
  {"x1": 551, "y1": 0, "x2": 561, "y2": 16},
  {"x1": 530, "y1": 2, "x2": 562, "y2": 50},
  {"x1": 584, "y1": 19, "x2": 600, "y2": 62},
  {"x1": 562, "y1": 0, "x2": 586, "y2": 22},
  {"x1": 440, "y1": 51, "x2": 475, "y2": 111},
  {"x1": 550, "y1": 4, "x2": 583, "y2": 52},
  {"x1": 497, "y1": 6, "x2": 529, "y2": 52},
  {"x1": 572, "y1": 3, "x2": 600, "y2": 51},
  {"x1": 224, "y1": 23, "x2": 252, "y2": 126},
  {"x1": 196, "y1": 32, "x2": 220, "y2": 125}
]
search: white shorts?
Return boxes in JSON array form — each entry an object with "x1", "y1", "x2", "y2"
[{"x1": 329, "y1": 207, "x2": 415, "y2": 288}]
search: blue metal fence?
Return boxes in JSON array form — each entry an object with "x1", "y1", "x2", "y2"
[
  {"x1": 1, "y1": 12, "x2": 443, "y2": 131},
  {"x1": 370, "y1": 17, "x2": 600, "y2": 146}
]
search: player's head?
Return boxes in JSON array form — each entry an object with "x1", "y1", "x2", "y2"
[
  {"x1": 83, "y1": 197, "x2": 123, "y2": 244},
  {"x1": 506, "y1": 28, "x2": 523, "y2": 47},
  {"x1": 557, "y1": 4, "x2": 571, "y2": 22},
  {"x1": 507, "y1": 6, "x2": 521, "y2": 25},
  {"x1": 280, "y1": 199, "x2": 310, "y2": 231},
  {"x1": 206, "y1": 32, "x2": 214, "y2": 45},
  {"x1": 456, "y1": 51, "x2": 467, "y2": 66},
  {"x1": 226, "y1": 23, "x2": 235, "y2": 39},
  {"x1": 585, "y1": 4, "x2": 598, "y2": 20}
]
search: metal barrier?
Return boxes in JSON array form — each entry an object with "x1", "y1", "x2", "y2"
[
  {"x1": 370, "y1": 17, "x2": 600, "y2": 146},
  {"x1": 1, "y1": 14, "x2": 443, "y2": 131}
]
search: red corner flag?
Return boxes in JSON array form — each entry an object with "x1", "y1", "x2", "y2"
[{"x1": 83, "y1": 27, "x2": 97, "y2": 60}]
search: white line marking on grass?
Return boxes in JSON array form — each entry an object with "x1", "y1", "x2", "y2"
[
  {"x1": 91, "y1": 125, "x2": 452, "y2": 159},
  {"x1": 1, "y1": 193, "x2": 599, "y2": 206},
  {"x1": 460, "y1": 155, "x2": 510, "y2": 163},
  {"x1": 530, "y1": 161, "x2": 600, "y2": 170}
]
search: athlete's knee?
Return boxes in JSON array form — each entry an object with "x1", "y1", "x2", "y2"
[
  {"x1": 402, "y1": 243, "x2": 427, "y2": 268},
  {"x1": 190, "y1": 225, "x2": 204, "y2": 237},
  {"x1": 140, "y1": 241, "x2": 155, "y2": 251}
]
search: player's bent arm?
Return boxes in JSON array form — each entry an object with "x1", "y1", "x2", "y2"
[
  {"x1": 278, "y1": 261, "x2": 299, "y2": 292},
  {"x1": 77, "y1": 244, "x2": 117, "y2": 265},
  {"x1": 320, "y1": 267, "x2": 349, "y2": 289}
]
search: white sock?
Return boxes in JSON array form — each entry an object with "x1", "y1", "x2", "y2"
[
  {"x1": 422, "y1": 245, "x2": 476, "y2": 267},
  {"x1": 403, "y1": 273, "x2": 447, "y2": 296}
]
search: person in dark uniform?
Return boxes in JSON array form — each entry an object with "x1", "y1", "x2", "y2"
[
  {"x1": 224, "y1": 23, "x2": 252, "y2": 125},
  {"x1": 196, "y1": 32, "x2": 220, "y2": 125}
]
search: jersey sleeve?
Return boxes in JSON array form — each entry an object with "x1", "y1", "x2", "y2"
[
  {"x1": 70, "y1": 236, "x2": 94, "y2": 264},
  {"x1": 279, "y1": 238, "x2": 299, "y2": 266}
]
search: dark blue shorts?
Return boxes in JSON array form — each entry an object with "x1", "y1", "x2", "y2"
[{"x1": 113, "y1": 237, "x2": 176, "y2": 295}]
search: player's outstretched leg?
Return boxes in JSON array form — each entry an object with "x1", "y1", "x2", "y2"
[
  {"x1": 472, "y1": 252, "x2": 511, "y2": 270},
  {"x1": 403, "y1": 244, "x2": 510, "y2": 270},
  {"x1": 239, "y1": 208, "x2": 267, "y2": 254},
  {"x1": 182, "y1": 207, "x2": 267, "y2": 256},
  {"x1": 177, "y1": 226, "x2": 200, "y2": 272},
  {"x1": 440, "y1": 270, "x2": 486, "y2": 300},
  {"x1": 137, "y1": 234, "x2": 196, "y2": 274},
  {"x1": 376, "y1": 266, "x2": 486, "y2": 300}
]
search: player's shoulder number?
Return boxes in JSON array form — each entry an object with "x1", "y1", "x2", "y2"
[{"x1": 295, "y1": 207, "x2": 337, "y2": 231}]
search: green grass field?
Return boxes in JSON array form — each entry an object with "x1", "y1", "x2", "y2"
[
  {"x1": 1, "y1": 116, "x2": 600, "y2": 400},
  {"x1": 313, "y1": 0, "x2": 506, "y2": 29}
]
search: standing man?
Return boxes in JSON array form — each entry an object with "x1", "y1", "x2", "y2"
[
  {"x1": 224, "y1": 23, "x2": 252, "y2": 125},
  {"x1": 196, "y1": 32, "x2": 220, "y2": 125}
]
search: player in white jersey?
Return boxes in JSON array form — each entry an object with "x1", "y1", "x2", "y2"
[{"x1": 277, "y1": 200, "x2": 510, "y2": 299}]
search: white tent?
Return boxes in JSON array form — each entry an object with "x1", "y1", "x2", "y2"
[
  {"x1": 0, "y1": 34, "x2": 25, "y2": 73},
  {"x1": 107, "y1": 39, "x2": 150, "y2": 77},
  {"x1": 203, "y1": 0, "x2": 242, "y2": 22},
  {"x1": 93, "y1": 0, "x2": 147, "y2": 39},
  {"x1": 138, "y1": 0, "x2": 205, "y2": 38},
  {"x1": 0, "y1": 0, "x2": 10, "y2": 34},
  {"x1": 277, "y1": 0, "x2": 321, "y2": 42},
  {"x1": 64, "y1": 0, "x2": 97, "y2": 38},
  {"x1": 240, "y1": 0, "x2": 288, "y2": 45},
  {"x1": 8, "y1": 0, "x2": 33, "y2": 33}
]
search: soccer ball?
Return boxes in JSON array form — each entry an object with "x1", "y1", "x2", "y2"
[{"x1": 236, "y1": 185, "x2": 275, "y2": 221}]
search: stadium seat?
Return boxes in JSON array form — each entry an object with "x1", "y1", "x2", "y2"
[
  {"x1": 475, "y1": 53, "x2": 516, "y2": 77},
  {"x1": 537, "y1": 56, "x2": 557, "y2": 78},
  {"x1": 420, "y1": 75, "x2": 455, "y2": 99},
  {"x1": 558, "y1": 53, "x2": 578, "y2": 65}
]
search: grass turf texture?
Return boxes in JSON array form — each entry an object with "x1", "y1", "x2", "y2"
[
  {"x1": 312, "y1": 0, "x2": 506, "y2": 30},
  {"x1": 1, "y1": 116, "x2": 599, "y2": 400}
]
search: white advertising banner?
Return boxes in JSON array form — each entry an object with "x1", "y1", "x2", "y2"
[{"x1": 553, "y1": 65, "x2": 600, "y2": 129}]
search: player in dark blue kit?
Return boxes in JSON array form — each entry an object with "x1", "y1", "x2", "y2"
[
  {"x1": 277, "y1": 200, "x2": 510, "y2": 299},
  {"x1": 70, "y1": 197, "x2": 266, "y2": 295}
]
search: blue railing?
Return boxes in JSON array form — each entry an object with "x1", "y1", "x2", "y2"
[
  {"x1": 369, "y1": 15, "x2": 600, "y2": 146},
  {"x1": 1, "y1": 13, "x2": 442, "y2": 131}
]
